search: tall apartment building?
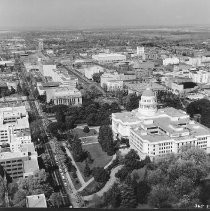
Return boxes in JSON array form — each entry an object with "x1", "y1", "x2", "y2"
[{"x1": 112, "y1": 86, "x2": 210, "y2": 159}]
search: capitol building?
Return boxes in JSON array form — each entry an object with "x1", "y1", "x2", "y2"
[{"x1": 112, "y1": 87, "x2": 210, "y2": 159}]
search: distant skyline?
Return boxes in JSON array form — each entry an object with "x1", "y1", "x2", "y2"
[{"x1": 0, "y1": 0, "x2": 210, "y2": 30}]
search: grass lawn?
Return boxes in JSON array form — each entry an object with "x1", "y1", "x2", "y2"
[
  {"x1": 72, "y1": 128, "x2": 97, "y2": 138},
  {"x1": 76, "y1": 143, "x2": 113, "y2": 182},
  {"x1": 79, "y1": 179, "x2": 106, "y2": 196}
]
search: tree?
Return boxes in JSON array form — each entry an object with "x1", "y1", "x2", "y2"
[
  {"x1": 115, "y1": 167, "x2": 129, "y2": 182},
  {"x1": 84, "y1": 161, "x2": 91, "y2": 177},
  {"x1": 49, "y1": 192, "x2": 63, "y2": 208},
  {"x1": 41, "y1": 153, "x2": 52, "y2": 170},
  {"x1": 124, "y1": 93, "x2": 141, "y2": 111},
  {"x1": 86, "y1": 151, "x2": 94, "y2": 164},
  {"x1": 33, "y1": 88, "x2": 39, "y2": 99},
  {"x1": 147, "y1": 168, "x2": 166, "y2": 186},
  {"x1": 148, "y1": 184, "x2": 174, "y2": 208},
  {"x1": 92, "y1": 72, "x2": 103, "y2": 83},
  {"x1": 12, "y1": 189, "x2": 28, "y2": 207},
  {"x1": 86, "y1": 113, "x2": 97, "y2": 126},
  {"x1": 119, "y1": 183, "x2": 137, "y2": 208},
  {"x1": 83, "y1": 126, "x2": 90, "y2": 133},
  {"x1": 123, "y1": 149, "x2": 140, "y2": 170},
  {"x1": 92, "y1": 167, "x2": 110, "y2": 183},
  {"x1": 103, "y1": 183, "x2": 121, "y2": 208},
  {"x1": 17, "y1": 83, "x2": 22, "y2": 94},
  {"x1": 65, "y1": 116, "x2": 76, "y2": 130},
  {"x1": 10, "y1": 86, "x2": 16, "y2": 95},
  {"x1": 98, "y1": 125, "x2": 115, "y2": 156},
  {"x1": 71, "y1": 136, "x2": 86, "y2": 162},
  {"x1": 135, "y1": 181, "x2": 151, "y2": 204},
  {"x1": 56, "y1": 110, "x2": 66, "y2": 124},
  {"x1": 174, "y1": 176, "x2": 194, "y2": 197}
]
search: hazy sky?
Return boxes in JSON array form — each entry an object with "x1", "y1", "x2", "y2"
[{"x1": 0, "y1": 0, "x2": 210, "y2": 30}]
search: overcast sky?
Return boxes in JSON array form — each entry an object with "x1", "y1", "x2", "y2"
[{"x1": 0, "y1": 0, "x2": 210, "y2": 30}]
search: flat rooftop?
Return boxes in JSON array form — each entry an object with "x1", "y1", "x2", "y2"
[
  {"x1": 26, "y1": 194, "x2": 47, "y2": 208},
  {"x1": 124, "y1": 82, "x2": 166, "y2": 92}
]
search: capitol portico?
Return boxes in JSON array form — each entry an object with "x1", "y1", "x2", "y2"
[{"x1": 112, "y1": 87, "x2": 210, "y2": 159}]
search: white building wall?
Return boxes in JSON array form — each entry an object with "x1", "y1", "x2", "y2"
[{"x1": 163, "y1": 57, "x2": 180, "y2": 66}]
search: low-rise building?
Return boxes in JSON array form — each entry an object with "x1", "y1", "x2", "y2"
[
  {"x1": 0, "y1": 143, "x2": 39, "y2": 179},
  {"x1": 163, "y1": 57, "x2": 180, "y2": 66},
  {"x1": 124, "y1": 81, "x2": 166, "y2": 96},
  {"x1": 100, "y1": 72, "x2": 136, "y2": 88},
  {"x1": 46, "y1": 87, "x2": 82, "y2": 105},
  {"x1": 92, "y1": 53, "x2": 126, "y2": 64},
  {"x1": 106, "y1": 80, "x2": 124, "y2": 91},
  {"x1": 167, "y1": 81, "x2": 198, "y2": 95},
  {"x1": 26, "y1": 194, "x2": 47, "y2": 208},
  {"x1": 189, "y1": 69, "x2": 210, "y2": 84}
]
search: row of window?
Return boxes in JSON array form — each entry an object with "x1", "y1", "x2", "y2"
[
  {"x1": 198, "y1": 137, "x2": 208, "y2": 141},
  {"x1": 159, "y1": 146, "x2": 173, "y2": 150}
]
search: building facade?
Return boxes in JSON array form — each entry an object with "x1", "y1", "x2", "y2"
[
  {"x1": 163, "y1": 57, "x2": 180, "y2": 66},
  {"x1": 46, "y1": 87, "x2": 82, "y2": 105},
  {"x1": 0, "y1": 106, "x2": 30, "y2": 147},
  {"x1": 92, "y1": 53, "x2": 126, "y2": 63},
  {"x1": 189, "y1": 69, "x2": 210, "y2": 84}
]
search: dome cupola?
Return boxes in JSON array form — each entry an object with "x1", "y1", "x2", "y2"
[{"x1": 138, "y1": 86, "x2": 157, "y2": 116}]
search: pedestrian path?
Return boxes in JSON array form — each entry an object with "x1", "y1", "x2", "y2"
[
  {"x1": 63, "y1": 144, "x2": 86, "y2": 186},
  {"x1": 83, "y1": 165, "x2": 123, "y2": 201}
]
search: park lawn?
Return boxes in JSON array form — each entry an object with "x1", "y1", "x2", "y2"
[
  {"x1": 76, "y1": 143, "x2": 113, "y2": 182},
  {"x1": 72, "y1": 128, "x2": 97, "y2": 138},
  {"x1": 79, "y1": 180, "x2": 98, "y2": 196}
]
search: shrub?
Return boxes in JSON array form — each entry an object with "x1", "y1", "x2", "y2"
[{"x1": 83, "y1": 126, "x2": 90, "y2": 133}]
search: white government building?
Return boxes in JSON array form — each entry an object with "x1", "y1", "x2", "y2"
[{"x1": 112, "y1": 87, "x2": 210, "y2": 159}]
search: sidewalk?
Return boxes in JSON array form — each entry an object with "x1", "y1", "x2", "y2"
[
  {"x1": 63, "y1": 144, "x2": 86, "y2": 186},
  {"x1": 83, "y1": 165, "x2": 123, "y2": 201}
]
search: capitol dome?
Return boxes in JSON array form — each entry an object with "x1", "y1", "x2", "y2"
[
  {"x1": 142, "y1": 87, "x2": 155, "y2": 97},
  {"x1": 138, "y1": 86, "x2": 157, "y2": 116}
]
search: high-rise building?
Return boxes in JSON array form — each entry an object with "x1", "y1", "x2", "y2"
[
  {"x1": 137, "y1": 46, "x2": 145, "y2": 56},
  {"x1": 38, "y1": 39, "x2": 44, "y2": 51}
]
